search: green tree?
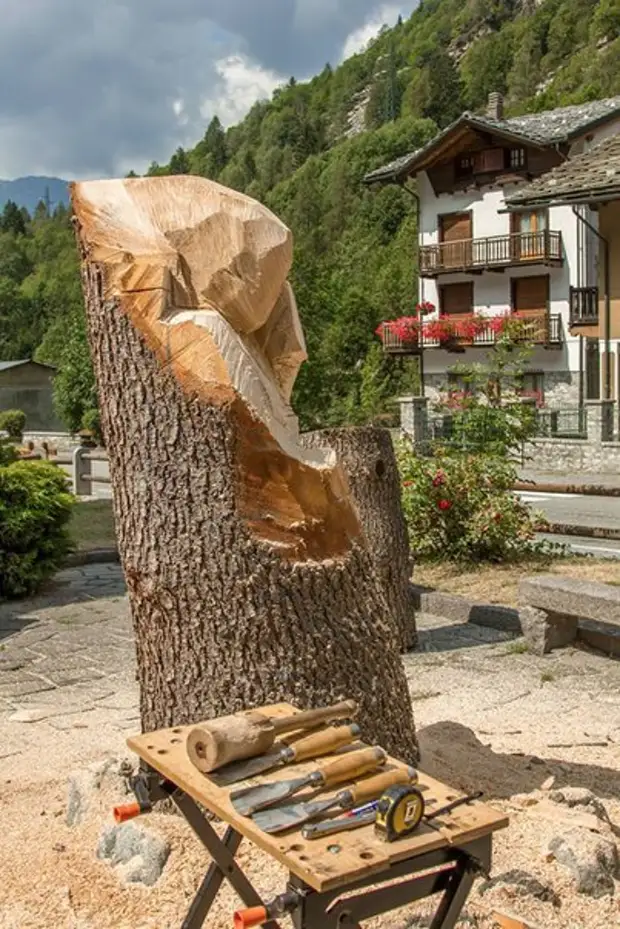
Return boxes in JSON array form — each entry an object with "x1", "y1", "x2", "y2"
[
  {"x1": 169, "y1": 146, "x2": 190, "y2": 174},
  {"x1": 1, "y1": 201, "x2": 27, "y2": 236},
  {"x1": 592, "y1": 0, "x2": 620, "y2": 40}
]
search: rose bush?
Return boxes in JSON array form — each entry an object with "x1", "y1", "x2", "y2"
[{"x1": 397, "y1": 442, "x2": 549, "y2": 562}]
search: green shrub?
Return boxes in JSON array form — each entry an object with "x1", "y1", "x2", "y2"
[
  {"x1": 398, "y1": 443, "x2": 548, "y2": 563},
  {"x1": 0, "y1": 461, "x2": 74, "y2": 599},
  {"x1": 0, "y1": 409, "x2": 26, "y2": 441},
  {"x1": 0, "y1": 434, "x2": 17, "y2": 466},
  {"x1": 81, "y1": 406, "x2": 102, "y2": 443}
]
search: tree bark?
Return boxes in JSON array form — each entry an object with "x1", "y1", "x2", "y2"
[
  {"x1": 302, "y1": 427, "x2": 416, "y2": 651},
  {"x1": 72, "y1": 177, "x2": 418, "y2": 764}
]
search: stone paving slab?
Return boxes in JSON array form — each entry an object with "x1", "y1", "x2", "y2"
[
  {"x1": 2, "y1": 561, "x2": 620, "y2": 792},
  {"x1": 0, "y1": 565, "x2": 133, "y2": 729}
]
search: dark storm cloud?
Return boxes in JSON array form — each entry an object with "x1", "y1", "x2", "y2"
[{"x1": 0, "y1": 1, "x2": 408, "y2": 179}]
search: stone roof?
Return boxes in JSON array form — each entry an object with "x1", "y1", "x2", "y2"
[
  {"x1": 363, "y1": 96, "x2": 620, "y2": 185},
  {"x1": 505, "y1": 134, "x2": 620, "y2": 207}
]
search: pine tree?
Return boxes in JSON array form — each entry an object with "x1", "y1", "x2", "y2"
[
  {"x1": 204, "y1": 116, "x2": 228, "y2": 172},
  {"x1": 1, "y1": 201, "x2": 27, "y2": 236},
  {"x1": 169, "y1": 147, "x2": 190, "y2": 174}
]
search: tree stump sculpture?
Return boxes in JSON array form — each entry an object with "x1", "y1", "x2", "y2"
[
  {"x1": 302, "y1": 426, "x2": 416, "y2": 651},
  {"x1": 72, "y1": 176, "x2": 418, "y2": 762}
]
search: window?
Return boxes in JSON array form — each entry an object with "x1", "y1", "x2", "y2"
[
  {"x1": 509, "y1": 148, "x2": 526, "y2": 170},
  {"x1": 440, "y1": 281, "x2": 474, "y2": 316},
  {"x1": 517, "y1": 371, "x2": 544, "y2": 405},
  {"x1": 514, "y1": 210, "x2": 547, "y2": 234},
  {"x1": 511, "y1": 211, "x2": 548, "y2": 259},
  {"x1": 512, "y1": 276, "x2": 549, "y2": 317},
  {"x1": 455, "y1": 154, "x2": 473, "y2": 178}
]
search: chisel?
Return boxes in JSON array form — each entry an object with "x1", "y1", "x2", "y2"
[
  {"x1": 302, "y1": 809, "x2": 377, "y2": 839},
  {"x1": 231, "y1": 746, "x2": 387, "y2": 816},
  {"x1": 212, "y1": 723, "x2": 362, "y2": 787},
  {"x1": 252, "y1": 766, "x2": 417, "y2": 835}
]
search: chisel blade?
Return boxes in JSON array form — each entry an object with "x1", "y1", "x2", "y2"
[
  {"x1": 252, "y1": 797, "x2": 337, "y2": 834},
  {"x1": 210, "y1": 748, "x2": 289, "y2": 787},
  {"x1": 232, "y1": 773, "x2": 315, "y2": 816}
]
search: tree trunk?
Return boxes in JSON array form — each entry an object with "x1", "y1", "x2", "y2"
[
  {"x1": 72, "y1": 177, "x2": 418, "y2": 764},
  {"x1": 302, "y1": 427, "x2": 416, "y2": 651}
]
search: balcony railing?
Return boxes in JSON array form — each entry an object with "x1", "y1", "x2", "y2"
[
  {"x1": 380, "y1": 312, "x2": 563, "y2": 354},
  {"x1": 420, "y1": 231, "x2": 563, "y2": 276},
  {"x1": 569, "y1": 286, "x2": 599, "y2": 327}
]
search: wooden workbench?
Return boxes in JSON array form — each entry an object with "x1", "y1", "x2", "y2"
[{"x1": 128, "y1": 703, "x2": 508, "y2": 894}]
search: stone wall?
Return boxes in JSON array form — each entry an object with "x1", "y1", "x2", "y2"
[
  {"x1": 421, "y1": 369, "x2": 579, "y2": 408},
  {"x1": 399, "y1": 395, "x2": 620, "y2": 474}
]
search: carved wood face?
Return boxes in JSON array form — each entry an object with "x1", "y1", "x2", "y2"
[{"x1": 72, "y1": 176, "x2": 363, "y2": 560}]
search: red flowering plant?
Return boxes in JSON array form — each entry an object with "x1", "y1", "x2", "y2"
[
  {"x1": 378, "y1": 301, "x2": 437, "y2": 345},
  {"x1": 396, "y1": 443, "x2": 550, "y2": 562},
  {"x1": 415, "y1": 300, "x2": 436, "y2": 317},
  {"x1": 376, "y1": 316, "x2": 420, "y2": 345},
  {"x1": 421, "y1": 317, "x2": 454, "y2": 342}
]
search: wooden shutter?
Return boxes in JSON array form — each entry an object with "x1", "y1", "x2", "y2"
[
  {"x1": 441, "y1": 282, "x2": 473, "y2": 317},
  {"x1": 513, "y1": 276, "x2": 548, "y2": 317},
  {"x1": 473, "y1": 148, "x2": 505, "y2": 174},
  {"x1": 440, "y1": 213, "x2": 472, "y2": 242}
]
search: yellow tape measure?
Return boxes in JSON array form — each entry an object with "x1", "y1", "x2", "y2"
[{"x1": 374, "y1": 784, "x2": 426, "y2": 842}]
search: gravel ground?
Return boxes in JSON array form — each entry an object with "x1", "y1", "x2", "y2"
[{"x1": 0, "y1": 569, "x2": 619, "y2": 928}]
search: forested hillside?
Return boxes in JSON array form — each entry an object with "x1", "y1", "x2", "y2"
[
  {"x1": 3, "y1": 0, "x2": 620, "y2": 431},
  {"x1": 0, "y1": 177, "x2": 69, "y2": 214}
]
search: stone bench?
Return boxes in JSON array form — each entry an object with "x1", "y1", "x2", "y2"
[{"x1": 519, "y1": 575, "x2": 620, "y2": 657}]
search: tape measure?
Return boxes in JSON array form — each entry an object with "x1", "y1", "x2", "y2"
[{"x1": 374, "y1": 784, "x2": 425, "y2": 842}]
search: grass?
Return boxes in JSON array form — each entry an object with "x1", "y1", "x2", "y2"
[
  {"x1": 69, "y1": 499, "x2": 116, "y2": 552},
  {"x1": 414, "y1": 557, "x2": 620, "y2": 608},
  {"x1": 505, "y1": 640, "x2": 530, "y2": 655},
  {"x1": 540, "y1": 670, "x2": 555, "y2": 682}
]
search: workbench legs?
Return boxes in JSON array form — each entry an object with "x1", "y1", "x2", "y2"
[
  {"x1": 171, "y1": 792, "x2": 281, "y2": 929},
  {"x1": 137, "y1": 770, "x2": 490, "y2": 929},
  {"x1": 287, "y1": 836, "x2": 491, "y2": 929}
]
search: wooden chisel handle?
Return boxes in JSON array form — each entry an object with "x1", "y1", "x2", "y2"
[
  {"x1": 319, "y1": 746, "x2": 387, "y2": 788},
  {"x1": 289, "y1": 724, "x2": 361, "y2": 763},
  {"x1": 345, "y1": 766, "x2": 417, "y2": 805},
  {"x1": 271, "y1": 700, "x2": 358, "y2": 735}
]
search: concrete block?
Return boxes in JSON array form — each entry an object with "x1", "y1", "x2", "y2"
[
  {"x1": 519, "y1": 575, "x2": 620, "y2": 624},
  {"x1": 519, "y1": 606, "x2": 578, "y2": 656},
  {"x1": 578, "y1": 619, "x2": 620, "y2": 657}
]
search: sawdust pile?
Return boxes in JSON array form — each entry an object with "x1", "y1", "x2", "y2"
[{"x1": 1, "y1": 723, "x2": 619, "y2": 929}]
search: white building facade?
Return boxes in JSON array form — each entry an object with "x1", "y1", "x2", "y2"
[{"x1": 365, "y1": 95, "x2": 620, "y2": 408}]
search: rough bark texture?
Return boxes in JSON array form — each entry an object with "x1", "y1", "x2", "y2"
[
  {"x1": 72, "y1": 177, "x2": 418, "y2": 764},
  {"x1": 302, "y1": 427, "x2": 416, "y2": 651}
]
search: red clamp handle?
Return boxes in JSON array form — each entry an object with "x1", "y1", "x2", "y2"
[{"x1": 233, "y1": 907, "x2": 267, "y2": 929}]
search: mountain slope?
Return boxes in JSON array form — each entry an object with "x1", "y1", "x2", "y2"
[
  {"x1": 141, "y1": 0, "x2": 620, "y2": 429},
  {"x1": 5, "y1": 0, "x2": 620, "y2": 432},
  {"x1": 0, "y1": 176, "x2": 69, "y2": 213}
]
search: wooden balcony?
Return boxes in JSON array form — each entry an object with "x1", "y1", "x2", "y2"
[
  {"x1": 420, "y1": 231, "x2": 563, "y2": 277},
  {"x1": 380, "y1": 312, "x2": 563, "y2": 355},
  {"x1": 569, "y1": 286, "x2": 599, "y2": 327}
]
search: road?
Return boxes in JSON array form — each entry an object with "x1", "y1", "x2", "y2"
[{"x1": 517, "y1": 490, "x2": 620, "y2": 558}]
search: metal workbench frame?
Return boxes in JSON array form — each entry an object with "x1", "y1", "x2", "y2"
[{"x1": 135, "y1": 768, "x2": 492, "y2": 929}]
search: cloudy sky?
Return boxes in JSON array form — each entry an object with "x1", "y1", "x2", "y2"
[{"x1": 0, "y1": 1, "x2": 412, "y2": 181}]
